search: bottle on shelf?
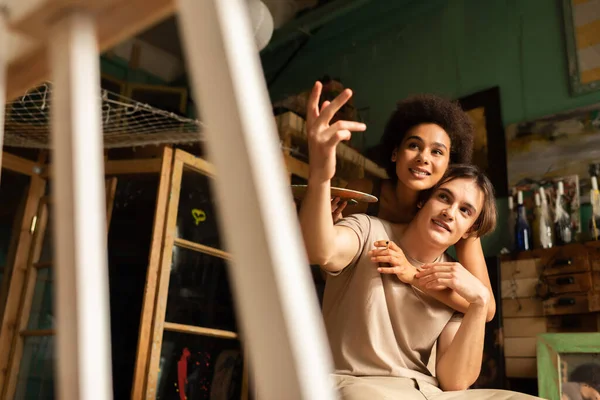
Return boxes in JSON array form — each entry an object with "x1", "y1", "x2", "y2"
[
  {"x1": 508, "y1": 194, "x2": 516, "y2": 251},
  {"x1": 533, "y1": 188, "x2": 553, "y2": 249},
  {"x1": 554, "y1": 181, "x2": 573, "y2": 245},
  {"x1": 515, "y1": 190, "x2": 532, "y2": 252},
  {"x1": 589, "y1": 175, "x2": 600, "y2": 241}
]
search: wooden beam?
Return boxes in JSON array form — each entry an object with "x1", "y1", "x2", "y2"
[
  {"x1": 174, "y1": 237, "x2": 230, "y2": 261},
  {"x1": 105, "y1": 158, "x2": 163, "y2": 175},
  {"x1": 33, "y1": 261, "x2": 52, "y2": 270},
  {"x1": 0, "y1": 176, "x2": 45, "y2": 392},
  {"x1": 105, "y1": 177, "x2": 118, "y2": 234},
  {"x1": 163, "y1": 322, "x2": 238, "y2": 340},
  {"x1": 284, "y1": 154, "x2": 309, "y2": 180},
  {"x1": 174, "y1": 149, "x2": 216, "y2": 177},
  {"x1": 6, "y1": 0, "x2": 176, "y2": 101},
  {"x1": 2, "y1": 152, "x2": 40, "y2": 177},
  {"x1": 20, "y1": 329, "x2": 55, "y2": 337},
  {"x1": 131, "y1": 146, "x2": 173, "y2": 400},
  {"x1": 144, "y1": 153, "x2": 183, "y2": 399},
  {"x1": 42, "y1": 158, "x2": 162, "y2": 178}
]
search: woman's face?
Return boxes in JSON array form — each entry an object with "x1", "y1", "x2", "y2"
[{"x1": 392, "y1": 123, "x2": 451, "y2": 191}]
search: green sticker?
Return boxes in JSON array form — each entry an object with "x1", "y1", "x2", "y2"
[{"x1": 192, "y1": 209, "x2": 206, "y2": 225}]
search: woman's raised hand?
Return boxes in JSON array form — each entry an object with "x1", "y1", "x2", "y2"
[{"x1": 306, "y1": 81, "x2": 366, "y2": 183}]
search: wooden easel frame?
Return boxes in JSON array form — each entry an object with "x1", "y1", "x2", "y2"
[
  {"x1": 1, "y1": 177, "x2": 119, "y2": 399},
  {"x1": 132, "y1": 148, "x2": 248, "y2": 400}
]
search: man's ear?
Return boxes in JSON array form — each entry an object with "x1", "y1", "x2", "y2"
[
  {"x1": 417, "y1": 201, "x2": 423, "y2": 209},
  {"x1": 391, "y1": 150, "x2": 397, "y2": 162}
]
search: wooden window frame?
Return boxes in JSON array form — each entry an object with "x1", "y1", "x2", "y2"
[{"x1": 1, "y1": 178, "x2": 118, "y2": 399}]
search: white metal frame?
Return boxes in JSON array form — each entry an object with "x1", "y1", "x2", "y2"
[
  {"x1": 48, "y1": 10, "x2": 112, "y2": 400},
  {"x1": 176, "y1": 1, "x2": 334, "y2": 399},
  {"x1": 0, "y1": 1, "x2": 336, "y2": 399}
]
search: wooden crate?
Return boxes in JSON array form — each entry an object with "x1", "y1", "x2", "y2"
[
  {"x1": 543, "y1": 292, "x2": 600, "y2": 316},
  {"x1": 547, "y1": 313, "x2": 600, "y2": 332}
]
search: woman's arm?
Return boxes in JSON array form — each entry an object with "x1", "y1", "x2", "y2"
[
  {"x1": 300, "y1": 81, "x2": 367, "y2": 272},
  {"x1": 370, "y1": 242, "x2": 490, "y2": 320},
  {"x1": 453, "y1": 237, "x2": 496, "y2": 321},
  {"x1": 299, "y1": 180, "x2": 360, "y2": 272}
]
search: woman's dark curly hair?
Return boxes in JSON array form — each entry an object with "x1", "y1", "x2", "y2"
[{"x1": 378, "y1": 94, "x2": 474, "y2": 180}]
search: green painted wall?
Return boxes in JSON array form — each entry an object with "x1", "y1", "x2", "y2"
[
  {"x1": 100, "y1": 56, "x2": 166, "y2": 85},
  {"x1": 261, "y1": 0, "x2": 600, "y2": 256}
]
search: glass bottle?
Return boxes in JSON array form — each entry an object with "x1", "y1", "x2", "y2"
[
  {"x1": 507, "y1": 194, "x2": 516, "y2": 251},
  {"x1": 589, "y1": 176, "x2": 600, "y2": 241},
  {"x1": 515, "y1": 191, "x2": 532, "y2": 252},
  {"x1": 538, "y1": 187, "x2": 554, "y2": 248},
  {"x1": 554, "y1": 181, "x2": 573, "y2": 245}
]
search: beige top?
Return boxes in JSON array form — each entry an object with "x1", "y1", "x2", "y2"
[{"x1": 323, "y1": 214, "x2": 461, "y2": 387}]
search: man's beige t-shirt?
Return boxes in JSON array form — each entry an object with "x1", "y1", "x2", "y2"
[{"x1": 322, "y1": 214, "x2": 460, "y2": 387}]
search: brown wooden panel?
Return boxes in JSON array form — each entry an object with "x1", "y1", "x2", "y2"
[
  {"x1": 502, "y1": 298, "x2": 544, "y2": 317},
  {"x1": 505, "y1": 357, "x2": 537, "y2": 378},
  {"x1": 504, "y1": 337, "x2": 537, "y2": 357},
  {"x1": 501, "y1": 278, "x2": 539, "y2": 299},
  {"x1": 501, "y1": 259, "x2": 543, "y2": 281},
  {"x1": 503, "y1": 317, "x2": 547, "y2": 337}
]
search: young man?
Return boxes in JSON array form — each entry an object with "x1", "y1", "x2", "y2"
[{"x1": 299, "y1": 92, "x2": 541, "y2": 399}]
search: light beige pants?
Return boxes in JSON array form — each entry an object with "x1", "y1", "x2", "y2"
[{"x1": 332, "y1": 374, "x2": 543, "y2": 400}]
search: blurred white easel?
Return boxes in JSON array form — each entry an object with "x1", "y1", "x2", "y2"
[{"x1": 0, "y1": 1, "x2": 335, "y2": 399}]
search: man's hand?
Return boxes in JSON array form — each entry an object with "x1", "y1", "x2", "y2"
[
  {"x1": 415, "y1": 262, "x2": 490, "y2": 306},
  {"x1": 306, "y1": 82, "x2": 366, "y2": 184},
  {"x1": 368, "y1": 240, "x2": 418, "y2": 284}
]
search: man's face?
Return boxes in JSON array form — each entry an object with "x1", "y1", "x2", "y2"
[
  {"x1": 580, "y1": 383, "x2": 600, "y2": 400},
  {"x1": 414, "y1": 177, "x2": 485, "y2": 247}
]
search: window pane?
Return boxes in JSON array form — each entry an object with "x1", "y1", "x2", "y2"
[
  {"x1": 38, "y1": 205, "x2": 53, "y2": 264},
  {"x1": 0, "y1": 169, "x2": 31, "y2": 297},
  {"x1": 107, "y1": 174, "x2": 159, "y2": 400},
  {"x1": 15, "y1": 335, "x2": 55, "y2": 400},
  {"x1": 166, "y1": 247, "x2": 237, "y2": 332},
  {"x1": 176, "y1": 169, "x2": 222, "y2": 250},
  {"x1": 27, "y1": 268, "x2": 54, "y2": 330},
  {"x1": 157, "y1": 331, "x2": 243, "y2": 400}
]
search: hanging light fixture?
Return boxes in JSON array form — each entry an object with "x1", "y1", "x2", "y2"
[{"x1": 248, "y1": 0, "x2": 274, "y2": 51}]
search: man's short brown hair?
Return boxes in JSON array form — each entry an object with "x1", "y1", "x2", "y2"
[{"x1": 419, "y1": 164, "x2": 497, "y2": 237}]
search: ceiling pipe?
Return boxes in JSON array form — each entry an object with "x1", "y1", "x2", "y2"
[{"x1": 261, "y1": 0, "x2": 372, "y2": 53}]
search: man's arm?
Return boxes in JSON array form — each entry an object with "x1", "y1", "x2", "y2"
[
  {"x1": 412, "y1": 262, "x2": 490, "y2": 391},
  {"x1": 454, "y1": 237, "x2": 496, "y2": 321},
  {"x1": 435, "y1": 298, "x2": 488, "y2": 391}
]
